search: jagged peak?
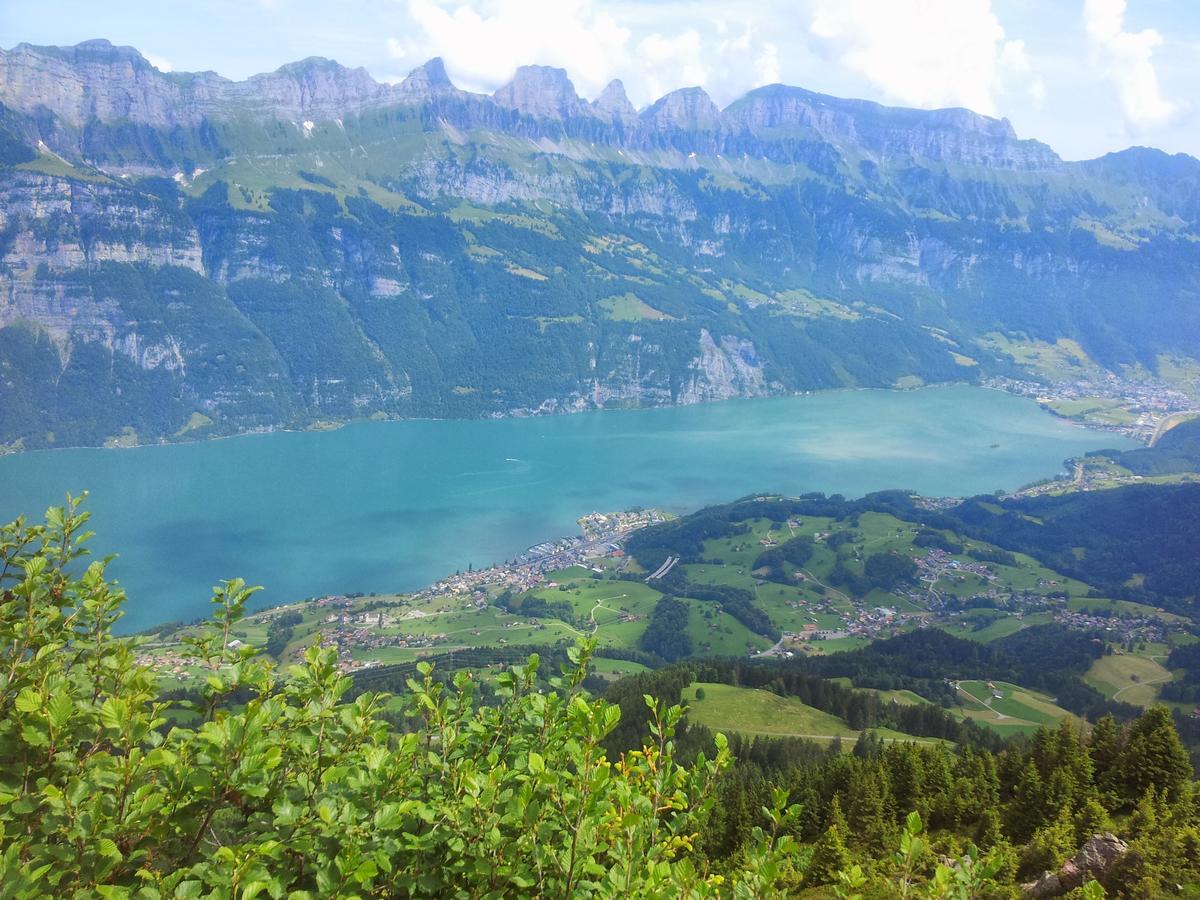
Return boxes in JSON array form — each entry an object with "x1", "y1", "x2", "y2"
[
  {"x1": 642, "y1": 86, "x2": 722, "y2": 130},
  {"x1": 493, "y1": 65, "x2": 586, "y2": 120},
  {"x1": 398, "y1": 57, "x2": 458, "y2": 99},
  {"x1": 593, "y1": 79, "x2": 636, "y2": 123},
  {"x1": 273, "y1": 57, "x2": 356, "y2": 76}
]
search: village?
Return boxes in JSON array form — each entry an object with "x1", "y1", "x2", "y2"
[{"x1": 984, "y1": 371, "x2": 1197, "y2": 442}]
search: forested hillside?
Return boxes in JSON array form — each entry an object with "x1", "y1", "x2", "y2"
[{"x1": 2, "y1": 40, "x2": 1200, "y2": 448}]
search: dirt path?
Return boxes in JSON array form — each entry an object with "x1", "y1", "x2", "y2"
[
  {"x1": 1113, "y1": 671, "x2": 1173, "y2": 702},
  {"x1": 587, "y1": 595, "x2": 628, "y2": 627},
  {"x1": 797, "y1": 568, "x2": 852, "y2": 604},
  {"x1": 955, "y1": 682, "x2": 1038, "y2": 728}
]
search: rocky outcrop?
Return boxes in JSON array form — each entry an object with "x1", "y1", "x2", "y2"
[
  {"x1": 0, "y1": 40, "x2": 395, "y2": 128},
  {"x1": 641, "y1": 87, "x2": 722, "y2": 133},
  {"x1": 396, "y1": 57, "x2": 460, "y2": 102},
  {"x1": 0, "y1": 172, "x2": 204, "y2": 347},
  {"x1": 679, "y1": 330, "x2": 767, "y2": 404},
  {"x1": 493, "y1": 66, "x2": 587, "y2": 120},
  {"x1": 725, "y1": 84, "x2": 1060, "y2": 169},
  {"x1": 1021, "y1": 833, "x2": 1128, "y2": 898},
  {"x1": 0, "y1": 39, "x2": 1069, "y2": 173},
  {"x1": 592, "y1": 80, "x2": 637, "y2": 125}
]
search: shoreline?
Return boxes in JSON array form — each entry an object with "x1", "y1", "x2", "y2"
[{"x1": 0, "y1": 378, "x2": 1146, "y2": 460}]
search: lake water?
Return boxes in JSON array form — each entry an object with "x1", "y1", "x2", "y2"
[{"x1": 0, "y1": 386, "x2": 1137, "y2": 632}]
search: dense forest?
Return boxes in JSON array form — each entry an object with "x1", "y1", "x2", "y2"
[{"x1": 1094, "y1": 418, "x2": 1200, "y2": 476}]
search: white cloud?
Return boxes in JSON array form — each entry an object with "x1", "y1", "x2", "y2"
[
  {"x1": 390, "y1": 0, "x2": 630, "y2": 98},
  {"x1": 807, "y1": 0, "x2": 1033, "y2": 115},
  {"x1": 636, "y1": 30, "x2": 707, "y2": 100},
  {"x1": 1083, "y1": 0, "x2": 1177, "y2": 129},
  {"x1": 387, "y1": 0, "x2": 785, "y2": 106},
  {"x1": 145, "y1": 53, "x2": 173, "y2": 72}
]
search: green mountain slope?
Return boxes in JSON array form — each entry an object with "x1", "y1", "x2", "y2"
[{"x1": 2, "y1": 41, "x2": 1199, "y2": 448}]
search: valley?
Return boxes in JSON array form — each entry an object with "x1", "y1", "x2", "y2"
[
  {"x1": 134, "y1": 482, "x2": 1199, "y2": 748},
  {"x1": 7, "y1": 10, "x2": 1200, "y2": 896}
]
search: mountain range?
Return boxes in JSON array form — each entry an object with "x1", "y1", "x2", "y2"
[{"x1": 1, "y1": 39, "x2": 1199, "y2": 450}]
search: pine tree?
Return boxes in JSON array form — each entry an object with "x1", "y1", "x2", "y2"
[
  {"x1": 1073, "y1": 797, "x2": 1112, "y2": 846},
  {"x1": 806, "y1": 796, "x2": 851, "y2": 887},
  {"x1": 975, "y1": 806, "x2": 1005, "y2": 850},
  {"x1": 1117, "y1": 707, "x2": 1193, "y2": 806},
  {"x1": 1087, "y1": 713, "x2": 1123, "y2": 806},
  {"x1": 848, "y1": 768, "x2": 892, "y2": 854},
  {"x1": 1019, "y1": 806, "x2": 1077, "y2": 880},
  {"x1": 1007, "y1": 759, "x2": 1049, "y2": 842}
]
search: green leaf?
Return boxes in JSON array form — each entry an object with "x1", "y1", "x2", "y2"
[
  {"x1": 14, "y1": 688, "x2": 41, "y2": 714},
  {"x1": 99, "y1": 698, "x2": 125, "y2": 732},
  {"x1": 46, "y1": 692, "x2": 73, "y2": 729},
  {"x1": 528, "y1": 751, "x2": 545, "y2": 775}
]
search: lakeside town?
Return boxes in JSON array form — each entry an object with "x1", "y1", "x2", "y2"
[
  {"x1": 137, "y1": 490, "x2": 1184, "y2": 680},
  {"x1": 136, "y1": 508, "x2": 671, "y2": 677},
  {"x1": 983, "y1": 370, "x2": 1198, "y2": 442}
]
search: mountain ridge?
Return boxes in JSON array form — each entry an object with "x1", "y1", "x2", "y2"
[
  {"x1": 0, "y1": 38, "x2": 1068, "y2": 171},
  {"x1": 1, "y1": 39, "x2": 1199, "y2": 451}
]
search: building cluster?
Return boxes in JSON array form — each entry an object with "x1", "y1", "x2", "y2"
[
  {"x1": 577, "y1": 508, "x2": 669, "y2": 541},
  {"x1": 984, "y1": 373, "x2": 1195, "y2": 441},
  {"x1": 409, "y1": 508, "x2": 667, "y2": 605},
  {"x1": 1053, "y1": 609, "x2": 1168, "y2": 644},
  {"x1": 916, "y1": 548, "x2": 995, "y2": 580}
]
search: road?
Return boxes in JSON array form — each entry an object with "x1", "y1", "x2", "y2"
[
  {"x1": 1112, "y1": 657, "x2": 1173, "y2": 702},
  {"x1": 1149, "y1": 411, "x2": 1200, "y2": 447},
  {"x1": 645, "y1": 556, "x2": 679, "y2": 581}
]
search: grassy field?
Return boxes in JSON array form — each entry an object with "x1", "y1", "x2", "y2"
[
  {"x1": 956, "y1": 613, "x2": 1052, "y2": 643},
  {"x1": 598, "y1": 293, "x2": 674, "y2": 322},
  {"x1": 1084, "y1": 653, "x2": 1174, "y2": 707},
  {"x1": 685, "y1": 600, "x2": 772, "y2": 657},
  {"x1": 685, "y1": 683, "x2": 857, "y2": 739},
  {"x1": 589, "y1": 658, "x2": 650, "y2": 680},
  {"x1": 683, "y1": 683, "x2": 938, "y2": 745},
  {"x1": 954, "y1": 680, "x2": 1078, "y2": 736}
]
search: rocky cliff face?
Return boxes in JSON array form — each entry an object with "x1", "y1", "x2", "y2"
[
  {"x1": 0, "y1": 40, "x2": 1064, "y2": 173},
  {"x1": 493, "y1": 66, "x2": 588, "y2": 120},
  {"x1": 0, "y1": 40, "x2": 1198, "y2": 450}
]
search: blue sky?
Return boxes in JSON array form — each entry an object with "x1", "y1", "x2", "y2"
[{"x1": 2, "y1": 0, "x2": 1197, "y2": 160}]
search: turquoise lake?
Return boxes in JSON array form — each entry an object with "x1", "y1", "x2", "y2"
[{"x1": 0, "y1": 386, "x2": 1137, "y2": 632}]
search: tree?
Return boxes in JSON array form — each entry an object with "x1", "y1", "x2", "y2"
[
  {"x1": 640, "y1": 596, "x2": 694, "y2": 661},
  {"x1": 847, "y1": 769, "x2": 892, "y2": 855},
  {"x1": 1115, "y1": 707, "x2": 1193, "y2": 807},
  {"x1": 807, "y1": 796, "x2": 851, "y2": 887},
  {"x1": 1088, "y1": 713, "x2": 1123, "y2": 805},
  {"x1": 1019, "y1": 806, "x2": 1077, "y2": 880}
]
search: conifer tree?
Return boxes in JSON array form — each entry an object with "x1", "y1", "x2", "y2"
[
  {"x1": 848, "y1": 769, "x2": 892, "y2": 854},
  {"x1": 1019, "y1": 806, "x2": 1078, "y2": 879},
  {"x1": 807, "y1": 796, "x2": 851, "y2": 887},
  {"x1": 1087, "y1": 713, "x2": 1123, "y2": 806},
  {"x1": 1117, "y1": 706, "x2": 1193, "y2": 806},
  {"x1": 1073, "y1": 797, "x2": 1112, "y2": 846},
  {"x1": 1008, "y1": 759, "x2": 1049, "y2": 842}
]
